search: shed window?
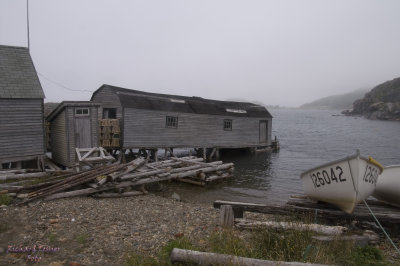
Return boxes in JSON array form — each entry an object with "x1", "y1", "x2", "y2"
[
  {"x1": 103, "y1": 108, "x2": 117, "y2": 119},
  {"x1": 75, "y1": 108, "x2": 89, "y2": 116},
  {"x1": 166, "y1": 116, "x2": 178, "y2": 128},
  {"x1": 223, "y1": 119, "x2": 232, "y2": 131}
]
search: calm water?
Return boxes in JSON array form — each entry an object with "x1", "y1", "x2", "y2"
[{"x1": 163, "y1": 109, "x2": 400, "y2": 205}]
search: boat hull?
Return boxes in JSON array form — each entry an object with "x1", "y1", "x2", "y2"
[
  {"x1": 300, "y1": 154, "x2": 382, "y2": 214},
  {"x1": 373, "y1": 165, "x2": 400, "y2": 208}
]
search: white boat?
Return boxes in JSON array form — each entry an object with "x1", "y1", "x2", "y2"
[
  {"x1": 373, "y1": 165, "x2": 400, "y2": 208},
  {"x1": 300, "y1": 151, "x2": 384, "y2": 214}
]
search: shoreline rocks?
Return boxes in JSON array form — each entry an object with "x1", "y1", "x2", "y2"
[
  {"x1": 0, "y1": 194, "x2": 221, "y2": 265},
  {"x1": 343, "y1": 77, "x2": 400, "y2": 121}
]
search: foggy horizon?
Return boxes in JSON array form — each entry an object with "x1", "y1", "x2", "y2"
[{"x1": 1, "y1": 0, "x2": 400, "y2": 107}]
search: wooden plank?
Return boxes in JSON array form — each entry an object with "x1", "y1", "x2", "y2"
[
  {"x1": 75, "y1": 148, "x2": 83, "y2": 161},
  {"x1": 81, "y1": 147, "x2": 96, "y2": 160},
  {"x1": 214, "y1": 199, "x2": 400, "y2": 227},
  {"x1": 235, "y1": 219, "x2": 347, "y2": 235},
  {"x1": 220, "y1": 205, "x2": 234, "y2": 227}
]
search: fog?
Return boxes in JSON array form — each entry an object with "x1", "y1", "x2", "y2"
[{"x1": 1, "y1": 0, "x2": 400, "y2": 107}]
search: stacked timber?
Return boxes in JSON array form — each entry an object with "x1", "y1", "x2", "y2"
[
  {"x1": 99, "y1": 119, "x2": 120, "y2": 148},
  {"x1": 0, "y1": 156, "x2": 234, "y2": 204}
]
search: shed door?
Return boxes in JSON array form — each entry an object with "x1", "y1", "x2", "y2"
[
  {"x1": 259, "y1": 121, "x2": 268, "y2": 144},
  {"x1": 75, "y1": 117, "x2": 92, "y2": 148}
]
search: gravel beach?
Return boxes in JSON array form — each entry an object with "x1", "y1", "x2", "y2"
[{"x1": 0, "y1": 193, "x2": 221, "y2": 265}]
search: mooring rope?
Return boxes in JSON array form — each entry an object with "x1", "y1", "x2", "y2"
[{"x1": 363, "y1": 199, "x2": 400, "y2": 255}]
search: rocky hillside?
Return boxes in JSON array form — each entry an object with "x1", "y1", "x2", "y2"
[
  {"x1": 300, "y1": 88, "x2": 368, "y2": 110},
  {"x1": 344, "y1": 77, "x2": 400, "y2": 120}
]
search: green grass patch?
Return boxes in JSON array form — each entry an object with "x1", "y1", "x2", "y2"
[
  {"x1": 336, "y1": 245, "x2": 388, "y2": 266},
  {"x1": 0, "y1": 223, "x2": 9, "y2": 233},
  {"x1": 124, "y1": 226, "x2": 394, "y2": 266},
  {"x1": 76, "y1": 232, "x2": 89, "y2": 246},
  {"x1": 0, "y1": 194, "x2": 12, "y2": 205},
  {"x1": 124, "y1": 252, "x2": 159, "y2": 266},
  {"x1": 48, "y1": 232, "x2": 57, "y2": 244},
  {"x1": 160, "y1": 237, "x2": 196, "y2": 260}
]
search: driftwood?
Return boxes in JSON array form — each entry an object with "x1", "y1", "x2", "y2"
[
  {"x1": 235, "y1": 219, "x2": 347, "y2": 235},
  {"x1": 206, "y1": 173, "x2": 232, "y2": 182},
  {"x1": 214, "y1": 198, "x2": 400, "y2": 230},
  {"x1": 170, "y1": 248, "x2": 323, "y2": 266},
  {"x1": 18, "y1": 156, "x2": 234, "y2": 203},
  {"x1": 92, "y1": 191, "x2": 144, "y2": 198},
  {"x1": 45, "y1": 188, "x2": 96, "y2": 200},
  {"x1": 177, "y1": 178, "x2": 205, "y2": 186},
  {"x1": 0, "y1": 172, "x2": 49, "y2": 181},
  {"x1": 220, "y1": 205, "x2": 235, "y2": 227}
]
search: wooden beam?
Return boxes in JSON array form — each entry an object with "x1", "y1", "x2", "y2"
[
  {"x1": 81, "y1": 147, "x2": 96, "y2": 160},
  {"x1": 235, "y1": 219, "x2": 347, "y2": 235},
  {"x1": 92, "y1": 191, "x2": 144, "y2": 198},
  {"x1": 170, "y1": 248, "x2": 318, "y2": 266},
  {"x1": 220, "y1": 205, "x2": 234, "y2": 227},
  {"x1": 209, "y1": 148, "x2": 216, "y2": 160}
]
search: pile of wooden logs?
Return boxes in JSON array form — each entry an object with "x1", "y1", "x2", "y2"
[{"x1": 0, "y1": 156, "x2": 234, "y2": 204}]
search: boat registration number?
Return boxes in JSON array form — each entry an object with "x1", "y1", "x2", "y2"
[
  {"x1": 309, "y1": 166, "x2": 345, "y2": 188},
  {"x1": 362, "y1": 164, "x2": 379, "y2": 185}
]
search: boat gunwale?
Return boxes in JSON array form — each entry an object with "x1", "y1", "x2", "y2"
[
  {"x1": 382, "y1": 165, "x2": 400, "y2": 170},
  {"x1": 300, "y1": 153, "x2": 368, "y2": 178}
]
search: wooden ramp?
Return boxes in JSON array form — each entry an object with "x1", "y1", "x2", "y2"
[{"x1": 214, "y1": 196, "x2": 400, "y2": 230}]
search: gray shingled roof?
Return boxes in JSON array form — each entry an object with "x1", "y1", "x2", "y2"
[
  {"x1": 0, "y1": 45, "x2": 45, "y2": 99},
  {"x1": 92, "y1": 84, "x2": 272, "y2": 118},
  {"x1": 47, "y1": 101, "x2": 100, "y2": 122}
]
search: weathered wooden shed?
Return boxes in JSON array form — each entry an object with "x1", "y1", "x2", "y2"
[
  {"x1": 46, "y1": 101, "x2": 100, "y2": 167},
  {"x1": 91, "y1": 85, "x2": 273, "y2": 154},
  {"x1": 0, "y1": 45, "x2": 45, "y2": 168}
]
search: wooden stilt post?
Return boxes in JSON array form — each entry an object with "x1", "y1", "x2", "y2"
[
  {"x1": 168, "y1": 148, "x2": 176, "y2": 157},
  {"x1": 119, "y1": 149, "x2": 126, "y2": 163},
  {"x1": 203, "y1": 148, "x2": 206, "y2": 161},
  {"x1": 216, "y1": 148, "x2": 220, "y2": 160},
  {"x1": 154, "y1": 149, "x2": 158, "y2": 162},
  {"x1": 209, "y1": 148, "x2": 216, "y2": 161}
]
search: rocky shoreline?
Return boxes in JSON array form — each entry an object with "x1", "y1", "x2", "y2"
[
  {"x1": 0, "y1": 194, "x2": 222, "y2": 265},
  {"x1": 1, "y1": 192, "x2": 399, "y2": 265},
  {"x1": 342, "y1": 77, "x2": 400, "y2": 121}
]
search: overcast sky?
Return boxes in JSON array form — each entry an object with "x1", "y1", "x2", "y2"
[{"x1": 1, "y1": 0, "x2": 400, "y2": 107}]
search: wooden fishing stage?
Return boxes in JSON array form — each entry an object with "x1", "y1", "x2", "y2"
[{"x1": 214, "y1": 195, "x2": 400, "y2": 232}]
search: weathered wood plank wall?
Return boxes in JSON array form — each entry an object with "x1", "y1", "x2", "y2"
[
  {"x1": 0, "y1": 99, "x2": 45, "y2": 163},
  {"x1": 49, "y1": 104, "x2": 99, "y2": 167},
  {"x1": 91, "y1": 87, "x2": 123, "y2": 119},
  {"x1": 123, "y1": 108, "x2": 272, "y2": 148},
  {"x1": 50, "y1": 108, "x2": 68, "y2": 166}
]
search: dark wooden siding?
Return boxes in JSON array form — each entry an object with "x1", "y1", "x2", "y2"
[
  {"x1": 91, "y1": 87, "x2": 123, "y2": 119},
  {"x1": 0, "y1": 99, "x2": 45, "y2": 162},
  {"x1": 50, "y1": 109, "x2": 68, "y2": 166},
  {"x1": 123, "y1": 108, "x2": 271, "y2": 148}
]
